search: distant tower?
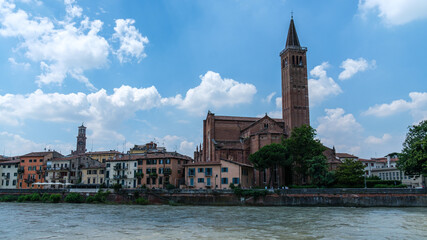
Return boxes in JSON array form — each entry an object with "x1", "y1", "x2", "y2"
[
  {"x1": 280, "y1": 17, "x2": 310, "y2": 133},
  {"x1": 75, "y1": 124, "x2": 87, "y2": 155}
]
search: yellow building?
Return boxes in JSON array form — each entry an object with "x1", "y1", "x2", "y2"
[
  {"x1": 85, "y1": 150, "x2": 121, "y2": 163},
  {"x1": 81, "y1": 164, "x2": 106, "y2": 186}
]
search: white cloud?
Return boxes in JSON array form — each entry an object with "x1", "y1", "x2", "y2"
[
  {"x1": 263, "y1": 92, "x2": 276, "y2": 103},
  {"x1": 364, "y1": 92, "x2": 427, "y2": 122},
  {"x1": 157, "y1": 135, "x2": 194, "y2": 156},
  {"x1": 275, "y1": 97, "x2": 281, "y2": 109},
  {"x1": 8, "y1": 57, "x2": 30, "y2": 69},
  {"x1": 0, "y1": 0, "x2": 148, "y2": 90},
  {"x1": 163, "y1": 71, "x2": 257, "y2": 115},
  {"x1": 365, "y1": 133, "x2": 392, "y2": 144},
  {"x1": 338, "y1": 58, "x2": 376, "y2": 80},
  {"x1": 308, "y1": 62, "x2": 342, "y2": 105},
  {"x1": 0, "y1": 131, "x2": 73, "y2": 156},
  {"x1": 113, "y1": 19, "x2": 149, "y2": 63},
  {"x1": 316, "y1": 108, "x2": 403, "y2": 158},
  {"x1": 358, "y1": 0, "x2": 427, "y2": 25}
]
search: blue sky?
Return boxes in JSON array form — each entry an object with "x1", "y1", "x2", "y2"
[{"x1": 0, "y1": 0, "x2": 427, "y2": 158}]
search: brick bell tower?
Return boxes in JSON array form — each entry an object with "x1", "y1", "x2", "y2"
[
  {"x1": 280, "y1": 17, "x2": 310, "y2": 134},
  {"x1": 75, "y1": 123, "x2": 87, "y2": 155}
]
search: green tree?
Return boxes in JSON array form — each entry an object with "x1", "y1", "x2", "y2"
[
  {"x1": 335, "y1": 158, "x2": 365, "y2": 187},
  {"x1": 398, "y1": 120, "x2": 427, "y2": 177},
  {"x1": 283, "y1": 125, "x2": 325, "y2": 184},
  {"x1": 307, "y1": 155, "x2": 335, "y2": 187},
  {"x1": 249, "y1": 143, "x2": 290, "y2": 187}
]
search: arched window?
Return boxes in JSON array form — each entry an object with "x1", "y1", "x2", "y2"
[
  {"x1": 299, "y1": 56, "x2": 303, "y2": 66},
  {"x1": 292, "y1": 56, "x2": 295, "y2": 65},
  {"x1": 285, "y1": 58, "x2": 288, "y2": 66}
]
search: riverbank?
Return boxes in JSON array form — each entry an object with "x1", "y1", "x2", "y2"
[{"x1": 1, "y1": 188, "x2": 426, "y2": 207}]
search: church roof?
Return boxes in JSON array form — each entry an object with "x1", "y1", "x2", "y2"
[
  {"x1": 213, "y1": 115, "x2": 284, "y2": 123},
  {"x1": 285, "y1": 18, "x2": 301, "y2": 49}
]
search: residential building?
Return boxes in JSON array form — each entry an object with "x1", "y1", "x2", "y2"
[
  {"x1": 81, "y1": 163, "x2": 105, "y2": 186},
  {"x1": 128, "y1": 141, "x2": 166, "y2": 154},
  {"x1": 45, "y1": 155, "x2": 101, "y2": 188},
  {"x1": 105, "y1": 157, "x2": 138, "y2": 188},
  {"x1": 86, "y1": 150, "x2": 121, "y2": 163},
  {"x1": 136, "y1": 151, "x2": 191, "y2": 188},
  {"x1": 0, "y1": 159, "x2": 20, "y2": 189},
  {"x1": 184, "y1": 159, "x2": 254, "y2": 189},
  {"x1": 18, "y1": 151, "x2": 63, "y2": 189}
]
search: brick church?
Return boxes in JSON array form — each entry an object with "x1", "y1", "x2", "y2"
[{"x1": 193, "y1": 18, "x2": 323, "y2": 187}]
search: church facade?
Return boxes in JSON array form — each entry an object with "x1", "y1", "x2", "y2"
[{"x1": 193, "y1": 18, "x2": 311, "y2": 187}]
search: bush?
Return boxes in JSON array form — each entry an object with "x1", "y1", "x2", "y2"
[
  {"x1": 41, "y1": 193, "x2": 50, "y2": 202},
  {"x1": 86, "y1": 196, "x2": 95, "y2": 203},
  {"x1": 113, "y1": 183, "x2": 122, "y2": 193},
  {"x1": 64, "y1": 193, "x2": 84, "y2": 203},
  {"x1": 0, "y1": 195, "x2": 18, "y2": 202},
  {"x1": 17, "y1": 195, "x2": 31, "y2": 202},
  {"x1": 93, "y1": 190, "x2": 109, "y2": 203},
  {"x1": 49, "y1": 194, "x2": 62, "y2": 203},
  {"x1": 29, "y1": 193, "x2": 41, "y2": 202},
  {"x1": 367, "y1": 180, "x2": 402, "y2": 188},
  {"x1": 166, "y1": 184, "x2": 175, "y2": 190},
  {"x1": 135, "y1": 197, "x2": 149, "y2": 205},
  {"x1": 232, "y1": 187, "x2": 269, "y2": 198},
  {"x1": 229, "y1": 183, "x2": 236, "y2": 189}
]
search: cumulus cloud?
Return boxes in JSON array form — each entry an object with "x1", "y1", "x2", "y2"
[
  {"x1": 163, "y1": 71, "x2": 257, "y2": 115},
  {"x1": 0, "y1": 131, "x2": 73, "y2": 156},
  {"x1": 263, "y1": 92, "x2": 276, "y2": 103},
  {"x1": 0, "y1": 0, "x2": 148, "y2": 89},
  {"x1": 365, "y1": 133, "x2": 392, "y2": 144},
  {"x1": 317, "y1": 108, "x2": 364, "y2": 155},
  {"x1": 316, "y1": 108, "x2": 402, "y2": 158},
  {"x1": 308, "y1": 62, "x2": 342, "y2": 106},
  {"x1": 364, "y1": 92, "x2": 427, "y2": 122},
  {"x1": 338, "y1": 58, "x2": 376, "y2": 80},
  {"x1": 157, "y1": 135, "x2": 194, "y2": 157},
  {"x1": 113, "y1": 19, "x2": 149, "y2": 63},
  {"x1": 358, "y1": 0, "x2": 427, "y2": 25}
]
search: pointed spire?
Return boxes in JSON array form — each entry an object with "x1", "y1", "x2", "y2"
[{"x1": 285, "y1": 18, "x2": 301, "y2": 49}]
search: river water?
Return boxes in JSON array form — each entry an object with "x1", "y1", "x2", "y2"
[{"x1": 0, "y1": 203, "x2": 426, "y2": 239}]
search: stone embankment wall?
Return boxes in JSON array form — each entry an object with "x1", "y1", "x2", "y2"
[{"x1": 1, "y1": 188, "x2": 426, "y2": 207}]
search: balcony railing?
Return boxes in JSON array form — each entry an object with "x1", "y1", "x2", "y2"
[
  {"x1": 114, "y1": 165, "x2": 128, "y2": 171},
  {"x1": 113, "y1": 175, "x2": 127, "y2": 180}
]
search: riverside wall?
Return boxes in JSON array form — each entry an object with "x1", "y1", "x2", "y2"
[{"x1": 1, "y1": 188, "x2": 427, "y2": 207}]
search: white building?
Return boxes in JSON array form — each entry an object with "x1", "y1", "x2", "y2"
[
  {"x1": 0, "y1": 159, "x2": 20, "y2": 189},
  {"x1": 105, "y1": 158, "x2": 138, "y2": 188}
]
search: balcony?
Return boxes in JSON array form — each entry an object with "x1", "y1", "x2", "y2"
[
  {"x1": 113, "y1": 165, "x2": 128, "y2": 171},
  {"x1": 48, "y1": 167, "x2": 69, "y2": 171},
  {"x1": 24, "y1": 178, "x2": 35, "y2": 184},
  {"x1": 113, "y1": 175, "x2": 127, "y2": 180},
  {"x1": 17, "y1": 167, "x2": 25, "y2": 174}
]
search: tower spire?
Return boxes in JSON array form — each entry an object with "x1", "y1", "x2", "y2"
[{"x1": 285, "y1": 17, "x2": 301, "y2": 49}]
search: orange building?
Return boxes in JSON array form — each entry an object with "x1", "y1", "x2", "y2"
[{"x1": 18, "y1": 151, "x2": 63, "y2": 189}]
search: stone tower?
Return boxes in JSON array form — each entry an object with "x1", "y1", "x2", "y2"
[
  {"x1": 280, "y1": 17, "x2": 310, "y2": 133},
  {"x1": 75, "y1": 124, "x2": 87, "y2": 155}
]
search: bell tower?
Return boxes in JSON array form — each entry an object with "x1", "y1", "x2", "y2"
[
  {"x1": 280, "y1": 17, "x2": 310, "y2": 134},
  {"x1": 75, "y1": 124, "x2": 87, "y2": 155}
]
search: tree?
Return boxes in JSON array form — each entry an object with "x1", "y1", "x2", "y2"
[
  {"x1": 335, "y1": 158, "x2": 365, "y2": 187},
  {"x1": 249, "y1": 143, "x2": 290, "y2": 187},
  {"x1": 283, "y1": 125, "x2": 325, "y2": 184},
  {"x1": 307, "y1": 155, "x2": 335, "y2": 187},
  {"x1": 398, "y1": 120, "x2": 427, "y2": 177}
]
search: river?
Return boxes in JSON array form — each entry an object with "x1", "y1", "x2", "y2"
[{"x1": 0, "y1": 203, "x2": 426, "y2": 239}]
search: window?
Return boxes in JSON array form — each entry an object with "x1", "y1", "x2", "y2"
[
  {"x1": 198, "y1": 168, "x2": 204, "y2": 173},
  {"x1": 7, "y1": 165, "x2": 11, "y2": 168},
  {"x1": 21, "y1": 160, "x2": 24, "y2": 163},
  {"x1": 198, "y1": 178, "x2": 204, "y2": 183},
  {"x1": 146, "y1": 168, "x2": 151, "y2": 174},
  {"x1": 159, "y1": 177, "x2": 163, "y2": 185},
  {"x1": 166, "y1": 159, "x2": 170, "y2": 164},
  {"x1": 28, "y1": 166, "x2": 31, "y2": 171},
  {"x1": 159, "y1": 159, "x2": 163, "y2": 164},
  {"x1": 13, "y1": 180, "x2": 16, "y2": 186},
  {"x1": 147, "y1": 159, "x2": 152, "y2": 165},
  {"x1": 14, "y1": 173, "x2": 17, "y2": 176},
  {"x1": 242, "y1": 169, "x2": 248, "y2": 176},
  {"x1": 29, "y1": 159, "x2": 32, "y2": 163},
  {"x1": 205, "y1": 168, "x2": 212, "y2": 177},
  {"x1": 221, "y1": 167, "x2": 228, "y2": 173},
  {"x1": 93, "y1": 170, "x2": 97, "y2": 174},
  {"x1": 147, "y1": 178, "x2": 150, "y2": 184},
  {"x1": 106, "y1": 163, "x2": 110, "y2": 167},
  {"x1": 206, "y1": 178, "x2": 211, "y2": 186},
  {"x1": 88, "y1": 170, "x2": 92, "y2": 174},
  {"x1": 40, "y1": 159, "x2": 43, "y2": 162},
  {"x1": 151, "y1": 168, "x2": 157, "y2": 174},
  {"x1": 190, "y1": 178, "x2": 194, "y2": 186},
  {"x1": 134, "y1": 162, "x2": 137, "y2": 167},
  {"x1": 138, "y1": 160, "x2": 143, "y2": 165},
  {"x1": 153, "y1": 159, "x2": 157, "y2": 164},
  {"x1": 188, "y1": 168, "x2": 195, "y2": 176},
  {"x1": 221, "y1": 178, "x2": 228, "y2": 184},
  {"x1": 232, "y1": 178, "x2": 239, "y2": 184}
]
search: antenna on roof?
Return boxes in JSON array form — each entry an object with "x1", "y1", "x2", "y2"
[{"x1": 291, "y1": 11, "x2": 293, "y2": 19}]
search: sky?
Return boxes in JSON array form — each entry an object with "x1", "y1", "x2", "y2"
[{"x1": 0, "y1": 0, "x2": 427, "y2": 159}]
